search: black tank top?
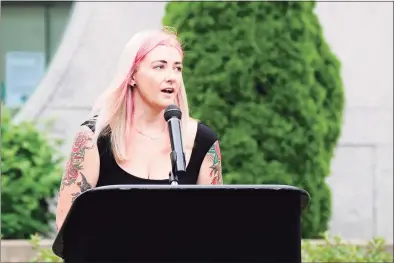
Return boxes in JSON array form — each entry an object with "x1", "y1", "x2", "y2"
[{"x1": 81, "y1": 117, "x2": 217, "y2": 186}]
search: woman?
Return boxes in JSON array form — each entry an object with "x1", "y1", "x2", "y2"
[{"x1": 55, "y1": 27, "x2": 223, "y2": 230}]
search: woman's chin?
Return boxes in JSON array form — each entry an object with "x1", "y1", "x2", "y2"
[{"x1": 155, "y1": 96, "x2": 176, "y2": 109}]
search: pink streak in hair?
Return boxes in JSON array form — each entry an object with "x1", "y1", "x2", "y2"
[{"x1": 133, "y1": 33, "x2": 184, "y2": 68}]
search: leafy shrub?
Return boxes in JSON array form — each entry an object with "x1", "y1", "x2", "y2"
[
  {"x1": 1, "y1": 105, "x2": 63, "y2": 239},
  {"x1": 29, "y1": 233, "x2": 62, "y2": 262},
  {"x1": 28, "y1": 233, "x2": 393, "y2": 263},
  {"x1": 302, "y1": 232, "x2": 394, "y2": 262},
  {"x1": 163, "y1": 1, "x2": 345, "y2": 238}
]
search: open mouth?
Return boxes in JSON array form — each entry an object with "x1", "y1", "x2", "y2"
[{"x1": 161, "y1": 88, "x2": 174, "y2": 94}]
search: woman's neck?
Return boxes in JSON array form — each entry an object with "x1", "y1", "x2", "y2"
[{"x1": 132, "y1": 98, "x2": 167, "y2": 138}]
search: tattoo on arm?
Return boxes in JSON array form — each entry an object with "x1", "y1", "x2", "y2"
[
  {"x1": 60, "y1": 131, "x2": 94, "y2": 191},
  {"x1": 71, "y1": 172, "x2": 92, "y2": 202},
  {"x1": 207, "y1": 141, "x2": 223, "y2": 185}
]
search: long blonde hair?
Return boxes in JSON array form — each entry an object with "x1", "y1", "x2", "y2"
[{"x1": 91, "y1": 27, "x2": 190, "y2": 161}]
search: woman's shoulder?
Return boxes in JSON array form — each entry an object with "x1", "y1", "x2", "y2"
[
  {"x1": 197, "y1": 121, "x2": 218, "y2": 141},
  {"x1": 188, "y1": 118, "x2": 218, "y2": 148}
]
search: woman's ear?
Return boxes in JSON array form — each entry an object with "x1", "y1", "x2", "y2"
[{"x1": 129, "y1": 71, "x2": 137, "y2": 87}]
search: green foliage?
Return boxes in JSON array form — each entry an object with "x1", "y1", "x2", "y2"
[
  {"x1": 29, "y1": 233, "x2": 62, "y2": 262},
  {"x1": 302, "y1": 232, "x2": 394, "y2": 262},
  {"x1": 163, "y1": 1, "x2": 345, "y2": 238},
  {"x1": 1, "y1": 105, "x2": 64, "y2": 239},
  {"x1": 28, "y1": 233, "x2": 393, "y2": 263}
]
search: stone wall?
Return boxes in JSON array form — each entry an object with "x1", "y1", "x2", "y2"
[{"x1": 315, "y1": 2, "x2": 393, "y2": 240}]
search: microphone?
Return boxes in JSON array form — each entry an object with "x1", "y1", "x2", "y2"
[{"x1": 164, "y1": 104, "x2": 186, "y2": 185}]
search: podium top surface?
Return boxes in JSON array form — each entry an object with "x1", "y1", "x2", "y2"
[
  {"x1": 79, "y1": 184, "x2": 310, "y2": 203},
  {"x1": 52, "y1": 184, "x2": 310, "y2": 260},
  {"x1": 87, "y1": 184, "x2": 307, "y2": 192},
  {"x1": 75, "y1": 184, "x2": 310, "y2": 209}
]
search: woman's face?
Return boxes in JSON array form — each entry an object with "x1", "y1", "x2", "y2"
[{"x1": 133, "y1": 45, "x2": 183, "y2": 110}]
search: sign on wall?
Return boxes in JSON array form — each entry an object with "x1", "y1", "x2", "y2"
[{"x1": 5, "y1": 51, "x2": 45, "y2": 108}]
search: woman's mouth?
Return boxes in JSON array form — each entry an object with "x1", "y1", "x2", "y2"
[{"x1": 161, "y1": 88, "x2": 174, "y2": 94}]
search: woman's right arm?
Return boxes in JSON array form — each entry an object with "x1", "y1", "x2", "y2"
[{"x1": 56, "y1": 125, "x2": 100, "y2": 230}]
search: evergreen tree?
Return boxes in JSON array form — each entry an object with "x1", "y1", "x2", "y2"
[{"x1": 163, "y1": 1, "x2": 344, "y2": 238}]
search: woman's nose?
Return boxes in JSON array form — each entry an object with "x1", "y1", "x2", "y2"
[{"x1": 165, "y1": 73, "x2": 176, "y2": 84}]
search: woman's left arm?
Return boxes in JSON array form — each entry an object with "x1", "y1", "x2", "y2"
[{"x1": 197, "y1": 140, "x2": 223, "y2": 185}]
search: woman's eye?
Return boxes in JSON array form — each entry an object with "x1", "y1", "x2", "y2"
[{"x1": 153, "y1": 64, "x2": 182, "y2": 72}]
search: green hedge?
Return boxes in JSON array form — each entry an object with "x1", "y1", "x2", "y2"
[
  {"x1": 29, "y1": 233, "x2": 393, "y2": 263},
  {"x1": 1, "y1": 105, "x2": 63, "y2": 239},
  {"x1": 163, "y1": 1, "x2": 344, "y2": 238}
]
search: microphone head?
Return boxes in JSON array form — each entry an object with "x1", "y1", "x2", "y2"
[{"x1": 164, "y1": 104, "x2": 182, "y2": 121}]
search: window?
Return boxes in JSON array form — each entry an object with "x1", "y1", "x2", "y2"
[{"x1": 0, "y1": 1, "x2": 73, "y2": 108}]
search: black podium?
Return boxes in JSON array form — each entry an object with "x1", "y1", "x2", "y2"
[{"x1": 52, "y1": 185, "x2": 310, "y2": 263}]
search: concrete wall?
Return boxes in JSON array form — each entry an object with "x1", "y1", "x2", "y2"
[
  {"x1": 315, "y1": 2, "x2": 393, "y2": 240},
  {"x1": 13, "y1": 2, "x2": 393, "y2": 241}
]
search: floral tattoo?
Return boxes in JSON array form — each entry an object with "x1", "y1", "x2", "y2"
[
  {"x1": 207, "y1": 141, "x2": 223, "y2": 185},
  {"x1": 60, "y1": 131, "x2": 94, "y2": 191}
]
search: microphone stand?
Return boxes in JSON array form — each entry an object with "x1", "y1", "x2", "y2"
[
  {"x1": 169, "y1": 151, "x2": 179, "y2": 185},
  {"x1": 169, "y1": 171, "x2": 178, "y2": 185}
]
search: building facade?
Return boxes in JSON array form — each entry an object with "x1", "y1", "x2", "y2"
[{"x1": 1, "y1": 1, "x2": 73, "y2": 108}]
